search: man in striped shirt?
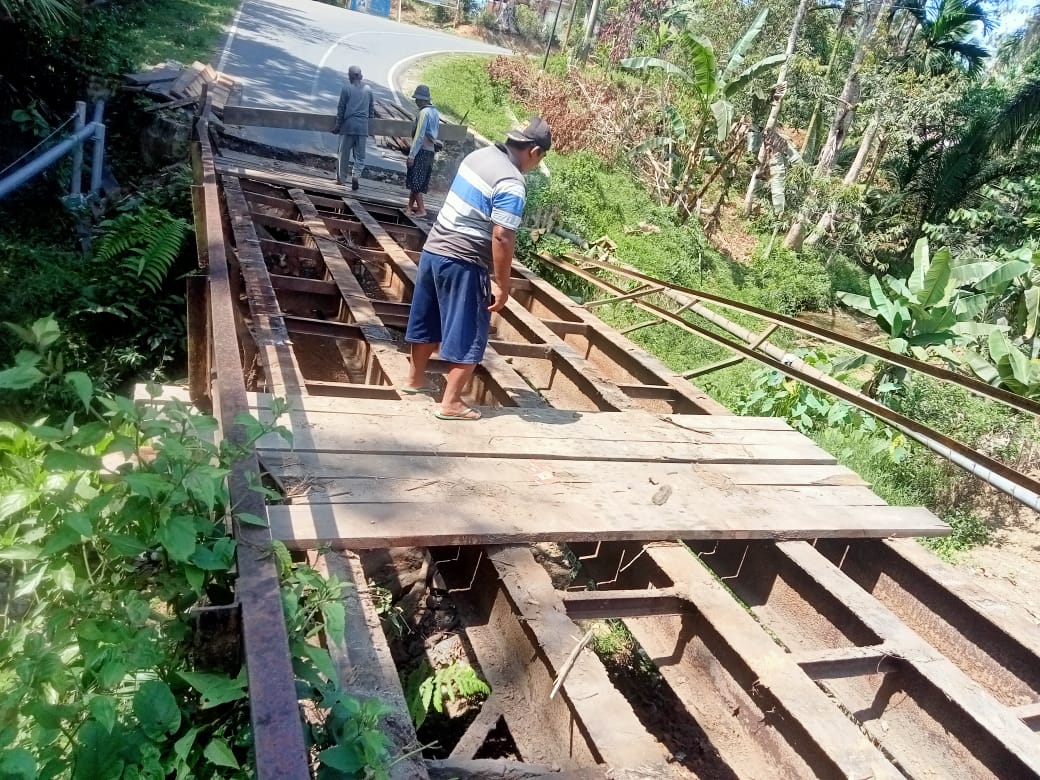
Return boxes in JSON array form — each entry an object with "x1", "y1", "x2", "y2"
[{"x1": 404, "y1": 118, "x2": 552, "y2": 420}]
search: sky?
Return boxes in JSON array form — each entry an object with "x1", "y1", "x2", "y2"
[{"x1": 988, "y1": 0, "x2": 1035, "y2": 40}]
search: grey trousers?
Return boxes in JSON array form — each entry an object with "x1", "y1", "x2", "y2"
[{"x1": 338, "y1": 134, "x2": 366, "y2": 181}]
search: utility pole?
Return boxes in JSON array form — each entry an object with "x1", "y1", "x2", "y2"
[{"x1": 542, "y1": 0, "x2": 565, "y2": 69}]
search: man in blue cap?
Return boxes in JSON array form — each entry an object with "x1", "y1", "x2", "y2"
[
  {"x1": 406, "y1": 84, "x2": 440, "y2": 218},
  {"x1": 404, "y1": 117, "x2": 552, "y2": 420},
  {"x1": 332, "y1": 65, "x2": 374, "y2": 191}
]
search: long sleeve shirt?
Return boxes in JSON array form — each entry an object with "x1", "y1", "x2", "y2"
[
  {"x1": 408, "y1": 105, "x2": 440, "y2": 159},
  {"x1": 334, "y1": 81, "x2": 374, "y2": 136}
]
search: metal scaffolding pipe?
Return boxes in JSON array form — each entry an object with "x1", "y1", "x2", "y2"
[
  {"x1": 70, "y1": 101, "x2": 86, "y2": 197},
  {"x1": 0, "y1": 121, "x2": 100, "y2": 200}
]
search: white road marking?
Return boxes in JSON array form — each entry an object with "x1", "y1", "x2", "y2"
[
  {"x1": 216, "y1": 0, "x2": 247, "y2": 73},
  {"x1": 311, "y1": 32, "x2": 441, "y2": 101}
]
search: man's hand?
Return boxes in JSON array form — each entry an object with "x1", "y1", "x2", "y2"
[
  {"x1": 488, "y1": 279, "x2": 510, "y2": 312},
  {"x1": 407, "y1": 157, "x2": 415, "y2": 168}
]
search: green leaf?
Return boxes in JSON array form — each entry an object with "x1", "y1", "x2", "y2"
[
  {"x1": 174, "y1": 727, "x2": 199, "y2": 760},
  {"x1": 724, "y1": 54, "x2": 787, "y2": 98},
  {"x1": 87, "y1": 696, "x2": 117, "y2": 734},
  {"x1": 988, "y1": 329, "x2": 1012, "y2": 362},
  {"x1": 52, "y1": 562, "x2": 75, "y2": 591},
  {"x1": 0, "y1": 487, "x2": 33, "y2": 522},
  {"x1": 619, "y1": 56, "x2": 690, "y2": 81},
  {"x1": 917, "y1": 247, "x2": 952, "y2": 307},
  {"x1": 321, "y1": 600, "x2": 346, "y2": 647},
  {"x1": 31, "y1": 316, "x2": 61, "y2": 349},
  {"x1": 1005, "y1": 342, "x2": 1032, "y2": 386},
  {"x1": 72, "y1": 720, "x2": 124, "y2": 780},
  {"x1": 40, "y1": 526, "x2": 82, "y2": 556},
  {"x1": 975, "y1": 259, "x2": 1032, "y2": 294},
  {"x1": 0, "y1": 748, "x2": 36, "y2": 780},
  {"x1": 908, "y1": 238, "x2": 930, "y2": 295},
  {"x1": 0, "y1": 545, "x2": 41, "y2": 561},
  {"x1": 133, "y1": 680, "x2": 181, "y2": 741},
  {"x1": 203, "y1": 738, "x2": 239, "y2": 769},
  {"x1": 179, "y1": 670, "x2": 247, "y2": 708},
  {"x1": 709, "y1": 99, "x2": 734, "y2": 142},
  {"x1": 678, "y1": 32, "x2": 717, "y2": 97},
  {"x1": 721, "y1": 8, "x2": 769, "y2": 83},
  {"x1": 101, "y1": 532, "x2": 149, "y2": 557},
  {"x1": 1022, "y1": 287, "x2": 1039, "y2": 340},
  {"x1": 950, "y1": 261, "x2": 999, "y2": 287},
  {"x1": 0, "y1": 363, "x2": 45, "y2": 390},
  {"x1": 301, "y1": 644, "x2": 338, "y2": 684},
  {"x1": 64, "y1": 372, "x2": 93, "y2": 411},
  {"x1": 158, "y1": 515, "x2": 197, "y2": 563},
  {"x1": 836, "y1": 291, "x2": 874, "y2": 315},
  {"x1": 318, "y1": 745, "x2": 363, "y2": 773},
  {"x1": 235, "y1": 512, "x2": 268, "y2": 527},
  {"x1": 43, "y1": 449, "x2": 102, "y2": 472},
  {"x1": 869, "y1": 275, "x2": 891, "y2": 311}
]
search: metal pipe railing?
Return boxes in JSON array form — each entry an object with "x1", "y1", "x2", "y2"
[{"x1": 0, "y1": 100, "x2": 105, "y2": 201}]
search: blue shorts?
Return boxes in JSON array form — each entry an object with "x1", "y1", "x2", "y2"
[{"x1": 405, "y1": 250, "x2": 491, "y2": 364}]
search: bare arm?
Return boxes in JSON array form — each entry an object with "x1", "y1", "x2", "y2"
[{"x1": 488, "y1": 224, "x2": 515, "y2": 313}]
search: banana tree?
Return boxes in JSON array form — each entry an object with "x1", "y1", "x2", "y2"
[
  {"x1": 960, "y1": 245, "x2": 1040, "y2": 358},
  {"x1": 621, "y1": 9, "x2": 786, "y2": 204},
  {"x1": 963, "y1": 331, "x2": 1040, "y2": 398},
  {"x1": 836, "y1": 238, "x2": 1000, "y2": 360}
]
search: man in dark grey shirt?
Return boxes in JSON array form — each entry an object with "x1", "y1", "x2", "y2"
[{"x1": 333, "y1": 65, "x2": 374, "y2": 191}]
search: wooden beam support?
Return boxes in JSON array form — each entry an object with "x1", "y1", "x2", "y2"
[
  {"x1": 561, "y1": 589, "x2": 688, "y2": 620},
  {"x1": 792, "y1": 644, "x2": 901, "y2": 679},
  {"x1": 287, "y1": 189, "x2": 418, "y2": 394},
  {"x1": 222, "y1": 175, "x2": 308, "y2": 397},
  {"x1": 223, "y1": 104, "x2": 468, "y2": 140},
  {"x1": 644, "y1": 544, "x2": 904, "y2": 780},
  {"x1": 777, "y1": 540, "x2": 1040, "y2": 776},
  {"x1": 303, "y1": 380, "x2": 399, "y2": 399},
  {"x1": 486, "y1": 545, "x2": 672, "y2": 769}
]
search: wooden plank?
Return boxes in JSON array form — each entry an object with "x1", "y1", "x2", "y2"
[
  {"x1": 222, "y1": 176, "x2": 308, "y2": 397},
  {"x1": 792, "y1": 644, "x2": 900, "y2": 679},
  {"x1": 243, "y1": 391, "x2": 792, "y2": 430},
  {"x1": 303, "y1": 380, "x2": 399, "y2": 399},
  {"x1": 342, "y1": 198, "x2": 548, "y2": 409},
  {"x1": 1015, "y1": 701, "x2": 1040, "y2": 731},
  {"x1": 266, "y1": 501, "x2": 947, "y2": 549},
  {"x1": 318, "y1": 551, "x2": 429, "y2": 779},
  {"x1": 286, "y1": 188, "x2": 418, "y2": 395},
  {"x1": 259, "y1": 452, "x2": 886, "y2": 508},
  {"x1": 448, "y1": 702, "x2": 504, "y2": 759},
  {"x1": 777, "y1": 540, "x2": 1040, "y2": 776},
  {"x1": 271, "y1": 273, "x2": 337, "y2": 295},
  {"x1": 284, "y1": 315, "x2": 363, "y2": 340},
  {"x1": 251, "y1": 399, "x2": 827, "y2": 455},
  {"x1": 561, "y1": 589, "x2": 688, "y2": 620},
  {"x1": 645, "y1": 544, "x2": 904, "y2": 780},
  {"x1": 486, "y1": 546, "x2": 672, "y2": 769},
  {"x1": 223, "y1": 104, "x2": 469, "y2": 140}
]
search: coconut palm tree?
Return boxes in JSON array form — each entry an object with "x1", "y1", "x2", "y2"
[{"x1": 907, "y1": 0, "x2": 992, "y2": 78}]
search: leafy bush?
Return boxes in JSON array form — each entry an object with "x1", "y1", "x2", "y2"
[
  {"x1": 515, "y1": 4, "x2": 546, "y2": 41},
  {"x1": 403, "y1": 661, "x2": 490, "y2": 729},
  {"x1": 749, "y1": 244, "x2": 832, "y2": 314}
]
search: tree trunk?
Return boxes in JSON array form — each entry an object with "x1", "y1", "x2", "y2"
[
  {"x1": 578, "y1": 0, "x2": 601, "y2": 61},
  {"x1": 796, "y1": 99, "x2": 876, "y2": 248},
  {"x1": 801, "y1": 0, "x2": 854, "y2": 163},
  {"x1": 742, "y1": 0, "x2": 812, "y2": 215},
  {"x1": 814, "y1": 0, "x2": 886, "y2": 177}
]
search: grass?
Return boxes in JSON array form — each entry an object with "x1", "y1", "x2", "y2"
[
  {"x1": 419, "y1": 55, "x2": 520, "y2": 140},
  {"x1": 118, "y1": 0, "x2": 241, "y2": 67}
]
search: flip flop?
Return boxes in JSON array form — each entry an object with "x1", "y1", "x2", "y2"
[
  {"x1": 434, "y1": 406, "x2": 482, "y2": 421},
  {"x1": 401, "y1": 386, "x2": 436, "y2": 395}
]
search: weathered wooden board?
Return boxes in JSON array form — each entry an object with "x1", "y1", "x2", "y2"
[
  {"x1": 260, "y1": 451, "x2": 888, "y2": 506},
  {"x1": 222, "y1": 105, "x2": 469, "y2": 141},
  {"x1": 266, "y1": 501, "x2": 947, "y2": 549}
]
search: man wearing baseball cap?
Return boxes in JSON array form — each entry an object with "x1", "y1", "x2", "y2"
[
  {"x1": 404, "y1": 117, "x2": 552, "y2": 420},
  {"x1": 332, "y1": 64, "x2": 374, "y2": 191}
]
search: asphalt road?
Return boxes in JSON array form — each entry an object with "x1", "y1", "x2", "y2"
[{"x1": 215, "y1": 0, "x2": 509, "y2": 167}]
